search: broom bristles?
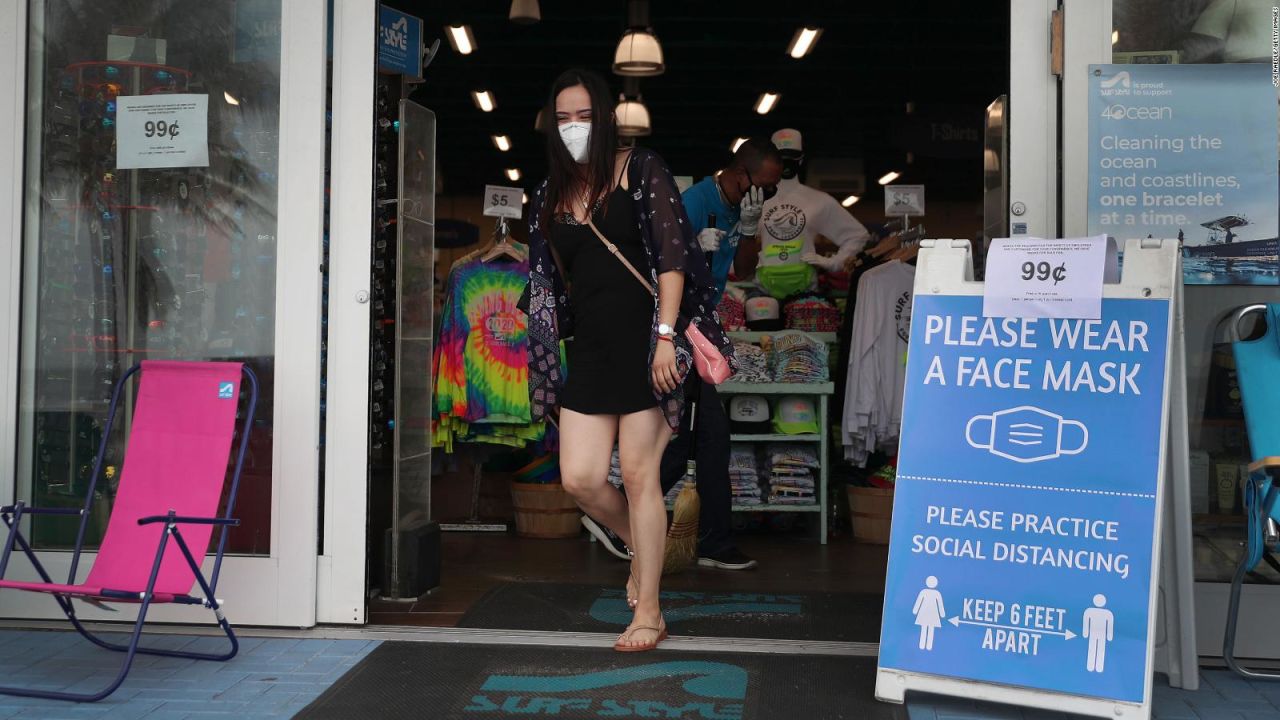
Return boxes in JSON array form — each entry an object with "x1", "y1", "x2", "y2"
[{"x1": 663, "y1": 481, "x2": 699, "y2": 575}]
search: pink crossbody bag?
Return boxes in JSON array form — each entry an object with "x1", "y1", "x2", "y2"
[{"x1": 585, "y1": 217, "x2": 732, "y2": 385}]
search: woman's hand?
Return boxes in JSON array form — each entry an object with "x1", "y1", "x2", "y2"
[{"x1": 651, "y1": 339, "x2": 680, "y2": 394}]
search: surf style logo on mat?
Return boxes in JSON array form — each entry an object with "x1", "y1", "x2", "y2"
[{"x1": 463, "y1": 661, "x2": 748, "y2": 719}]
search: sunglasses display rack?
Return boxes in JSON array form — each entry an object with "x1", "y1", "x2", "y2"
[
  {"x1": 369, "y1": 77, "x2": 401, "y2": 468},
  {"x1": 27, "y1": 59, "x2": 280, "y2": 553}
]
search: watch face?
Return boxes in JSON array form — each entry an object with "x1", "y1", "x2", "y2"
[{"x1": 658, "y1": 323, "x2": 673, "y2": 335}]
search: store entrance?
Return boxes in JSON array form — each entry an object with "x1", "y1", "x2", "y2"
[{"x1": 362, "y1": 1, "x2": 1011, "y2": 642}]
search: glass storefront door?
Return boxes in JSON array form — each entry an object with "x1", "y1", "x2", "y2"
[{"x1": 0, "y1": 0, "x2": 326, "y2": 627}]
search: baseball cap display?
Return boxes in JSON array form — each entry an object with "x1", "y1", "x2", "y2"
[
  {"x1": 771, "y1": 128, "x2": 803, "y2": 153},
  {"x1": 728, "y1": 395, "x2": 771, "y2": 434},
  {"x1": 744, "y1": 296, "x2": 783, "y2": 331},
  {"x1": 773, "y1": 395, "x2": 819, "y2": 435}
]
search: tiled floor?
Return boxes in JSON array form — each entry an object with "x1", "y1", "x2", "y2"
[
  {"x1": 0, "y1": 630, "x2": 378, "y2": 719},
  {"x1": 908, "y1": 671, "x2": 1280, "y2": 720}
]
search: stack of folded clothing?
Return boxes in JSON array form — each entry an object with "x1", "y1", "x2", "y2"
[
  {"x1": 770, "y1": 330, "x2": 829, "y2": 383},
  {"x1": 728, "y1": 444, "x2": 764, "y2": 506},
  {"x1": 728, "y1": 342, "x2": 771, "y2": 383},
  {"x1": 716, "y1": 287, "x2": 748, "y2": 332},
  {"x1": 766, "y1": 444, "x2": 819, "y2": 505},
  {"x1": 783, "y1": 294, "x2": 841, "y2": 333}
]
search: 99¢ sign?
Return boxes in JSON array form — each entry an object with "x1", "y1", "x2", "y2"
[{"x1": 116, "y1": 94, "x2": 209, "y2": 170}]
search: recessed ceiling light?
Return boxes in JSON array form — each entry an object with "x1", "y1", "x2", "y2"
[
  {"x1": 492, "y1": 135, "x2": 511, "y2": 152},
  {"x1": 472, "y1": 90, "x2": 495, "y2": 112},
  {"x1": 754, "y1": 92, "x2": 779, "y2": 115},
  {"x1": 446, "y1": 25, "x2": 476, "y2": 55},
  {"x1": 506, "y1": 168, "x2": 521, "y2": 182},
  {"x1": 878, "y1": 171, "x2": 901, "y2": 185},
  {"x1": 1111, "y1": 30, "x2": 1119, "y2": 46},
  {"x1": 787, "y1": 27, "x2": 822, "y2": 59},
  {"x1": 841, "y1": 195, "x2": 860, "y2": 207},
  {"x1": 223, "y1": 91, "x2": 240, "y2": 106},
  {"x1": 522, "y1": 192, "x2": 529, "y2": 204},
  {"x1": 731, "y1": 137, "x2": 748, "y2": 152}
]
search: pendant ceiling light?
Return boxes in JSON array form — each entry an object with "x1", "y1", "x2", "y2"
[
  {"x1": 509, "y1": 0, "x2": 541, "y2": 25},
  {"x1": 613, "y1": 0, "x2": 664, "y2": 76},
  {"x1": 616, "y1": 95, "x2": 652, "y2": 137}
]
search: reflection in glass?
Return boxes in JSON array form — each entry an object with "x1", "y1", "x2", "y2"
[{"x1": 21, "y1": 1, "x2": 282, "y2": 554}]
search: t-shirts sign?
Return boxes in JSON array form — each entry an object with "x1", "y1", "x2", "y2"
[
  {"x1": 115, "y1": 94, "x2": 209, "y2": 170},
  {"x1": 878, "y1": 293, "x2": 1171, "y2": 705}
]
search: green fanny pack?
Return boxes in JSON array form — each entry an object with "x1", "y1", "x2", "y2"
[{"x1": 757, "y1": 263, "x2": 816, "y2": 299}]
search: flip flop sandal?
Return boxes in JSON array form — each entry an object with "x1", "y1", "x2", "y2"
[
  {"x1": 614, "y1": 623, "x2": 668, "y2": 653},
  {"x1": 626, "y1": 571, "x2": 639, "y2": 610}
]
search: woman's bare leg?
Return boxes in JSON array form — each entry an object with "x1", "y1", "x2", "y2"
[
  {"x1": 558, "y1": 409, "x2": 632, "y2": 546},
  {"x1": 616, "y1": 407, "x2": 674, "y2": 648}
]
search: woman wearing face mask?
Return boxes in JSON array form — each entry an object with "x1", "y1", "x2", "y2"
[{"x1": 524, "y1": 69, "x2": 733, "y2": 652}]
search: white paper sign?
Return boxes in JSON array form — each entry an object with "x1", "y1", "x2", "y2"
[
  {"x1": 982, "y1": 235, "x2": 1108, "y2": 319},
  {"x1": 884, "y1": 184, "x2": 925, "y2": 216},
  {"x1": 483, "y1": 184, "x2": 523, "y2": 219},
  {"x1": 116, "y1": 94, "x2": 209, "y2": 170}
]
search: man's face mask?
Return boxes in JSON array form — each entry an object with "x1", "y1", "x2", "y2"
[
  {"x1": 743, "y1": 168, "x2": 778, "y2": 202},
  {"x1": 965, "y1": 406, "x2": 1089, "y2": 463}
]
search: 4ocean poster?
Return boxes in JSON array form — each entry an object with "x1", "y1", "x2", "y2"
[{"x1": 1087, "y1": 63, "x2": 1279, "y2": 285}]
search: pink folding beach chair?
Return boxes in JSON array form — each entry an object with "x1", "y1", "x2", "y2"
[{"x1": 0, "y1": 360, "x2": 258, "y2": 702}]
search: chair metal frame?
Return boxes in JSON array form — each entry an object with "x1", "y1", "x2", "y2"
[
  {"x1": 1221, "y1": 304, "x2": 1280, "y2": 681},
  {"x1": 0, "y1": 362, "x2": 258, "y2": 702}
]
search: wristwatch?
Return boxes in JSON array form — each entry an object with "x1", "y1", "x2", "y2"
[{"x1": 657, "y1": 323, "x2": 677, "y2": 340}]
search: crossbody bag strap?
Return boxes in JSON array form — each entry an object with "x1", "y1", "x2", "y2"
[{"x1": 584, "y1": 216, "x2": 656, "y2": 296}]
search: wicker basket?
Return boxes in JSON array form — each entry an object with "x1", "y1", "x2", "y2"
[
  {"x1": 510, "y1": 482, "x2": 582, "y2": 539},
  {"x1": 847, "y1": 486, "x2": 894, "y2": 544}
]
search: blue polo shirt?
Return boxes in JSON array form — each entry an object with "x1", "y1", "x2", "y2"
[{"x1": 681, "y1": 176, "x2": 740, "y2": 303}]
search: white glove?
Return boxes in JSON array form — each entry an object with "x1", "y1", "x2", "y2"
[
  {"x1": 697, "y1": 228, "x2": 726, "y2": 253},
  {"x1": 738, "y1": 186, "x2": 764, "y2": 237},
  {"x1": 802, "y1": 252, "x2": 842, "y2": 272}
]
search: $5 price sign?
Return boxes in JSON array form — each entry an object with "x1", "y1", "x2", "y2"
[
  {"x1": 143, "y1": 120, "x2": 181, "y2": 139},
  {"x1": 1021, "y1": 261, "x2": 1068, "y2": 286}
]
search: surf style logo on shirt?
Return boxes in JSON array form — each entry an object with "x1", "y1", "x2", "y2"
[{"x1": 763, "y1": 203, "x2": 806, "y2": 242}]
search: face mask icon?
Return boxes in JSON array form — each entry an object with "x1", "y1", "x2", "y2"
[{"x1": 965, "y1": 405, "x2": 1089, "y2": 463}]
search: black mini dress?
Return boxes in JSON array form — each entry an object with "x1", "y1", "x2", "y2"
[{"x1": 551, "y1": 185, "x2": 657, "y2": 415}]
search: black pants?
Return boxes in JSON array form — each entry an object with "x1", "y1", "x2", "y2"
[{"x1": 659, "y1": 376, "x2": 733, "y2": 557}]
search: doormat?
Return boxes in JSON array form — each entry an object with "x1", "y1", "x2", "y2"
[
  {"x1": 295, "y1": 641, "x2": 903, "y2": 720},
  {"x1": 456, "y1": 582, "x2": 883, "y2": 642}
]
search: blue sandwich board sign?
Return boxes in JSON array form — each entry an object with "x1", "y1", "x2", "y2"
[
  {"x1": 378, "y1": 5, "x2": 423, "y2": 78},
  {"x1": 876, "y1": 239, "x2": 1181, "y2": 720}
]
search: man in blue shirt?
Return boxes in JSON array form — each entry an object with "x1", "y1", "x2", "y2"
[{"x1": 582, "y1": 138, "x2": 781, "y2": 570}]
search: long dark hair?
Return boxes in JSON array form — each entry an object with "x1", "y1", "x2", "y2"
[{"x1": 541, "y1": 69, "x2": 619, "y2": 232}]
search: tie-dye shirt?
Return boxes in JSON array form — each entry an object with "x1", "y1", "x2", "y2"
[{"x1": 433, "y1": 255, "x2": 539, "y2": 449}]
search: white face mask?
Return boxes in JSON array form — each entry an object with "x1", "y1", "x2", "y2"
[{"x1": 558, "y1": 121, "x2": 592, "y2": 164}]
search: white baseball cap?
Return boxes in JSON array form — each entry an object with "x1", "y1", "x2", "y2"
[
  {"x1": 729, "y1": 395, "x2": 771, "y2": 434},
  {"x1": 771, "y1": 128, "x2": 803, "y2": 153}
]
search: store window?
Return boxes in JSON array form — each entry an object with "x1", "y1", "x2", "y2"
[
  {"x1": 1113, "y1": 0, "x2": 1280, "y2": 583},
  {"x1": 18, "y1": 0, "x2": 282, "y2": 554}
]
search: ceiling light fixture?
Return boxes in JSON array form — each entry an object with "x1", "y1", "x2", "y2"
[
  {"x1": 754, "y1": 92, "x2": 779, "y2": 115},
  {"x1": 492, "y1": 135, "x2": 511, "y2": 151},
  {"x1": 616, "y1": 80, "x2": 652, "y2": 137},
  {"x1": 522, "y1": 192, "x2": 529, "y2": 204},
  {"x1": 446, "y1": 25, "x2": 476, "y2": 55},
  {"x1": 878, "y1": 171, "x2": 901, "y2": 185},
  {"x1": 471, "y1": 90, "x2": 495, "y2": 112},
  {"x1": 841, "y1": 195, "x2": 860, "y2": 207},
  {"x1": 509, "y1": 0, "x2": 541, "y2": 24},
  {"x1": 731, "y1": 137, "x2": 748, "y2": 153},
  {"x1": 223, "y1": 91, "x2": 240, "y2": 106},
  {"x1": 787, "y1": 27, "x2": 823, "y2": 58},
  {"x1": 506, "y1": 168, "x2": 522, "y2": 182},
  {"x1": 613, "y1": 0, "x2": 665, "y2": 76}
]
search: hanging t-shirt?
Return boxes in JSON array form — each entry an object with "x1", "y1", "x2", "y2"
[
  {"x1": 757, "y1": 176, "x2": 871, "y2": 297},
  {"x1": 841, "y1": 260, "x2": 915, "y2": 466},
  {"x1": 433, "y1": 255, "x2": 534, "y2": 443}
]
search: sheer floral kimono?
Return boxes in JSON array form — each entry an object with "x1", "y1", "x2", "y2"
[{"x1": 523, "y1": 148, "x2": 736, "y2": 430}]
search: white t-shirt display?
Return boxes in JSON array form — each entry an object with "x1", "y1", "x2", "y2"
[
  {"x1": 758, "y1": 176, "x2": 871, "y2": 268},
  {"x1": 842, "y1": 260, "x2": 916, "y2": 466}
]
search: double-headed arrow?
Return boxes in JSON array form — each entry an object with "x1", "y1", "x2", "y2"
[{"x1": 948, "y1": 616, "x2": 1077, "y2": 640}]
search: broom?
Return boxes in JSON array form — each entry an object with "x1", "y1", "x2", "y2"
[
  {"x1": 664, "y1": 210, "x2": 718, "y2": 575},
  {"x1": 664, "y1": 397, "x2": 700, "y2": 574}
]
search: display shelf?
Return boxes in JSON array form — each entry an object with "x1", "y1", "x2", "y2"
[
  {"x1": 728, "y1": 330, "x2": 837, "y2": 343},
  {"x1": 719, "y1": 382, "x2": 834, "y2": 395},
  {"x1": 730, "y1": 433, "x2": 820, "y2": 442},
  {"x1": 664, "y1": 502, "x2": 821, "y2": 513}
]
